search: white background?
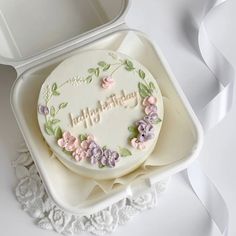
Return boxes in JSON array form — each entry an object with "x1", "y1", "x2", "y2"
[{"x1": 1, "y1": 0, "x2": 236, "y2": 235}]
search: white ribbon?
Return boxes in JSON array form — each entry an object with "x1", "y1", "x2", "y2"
[{"x1": 187, "y1": 0, "x2": 234, "y2": 235}]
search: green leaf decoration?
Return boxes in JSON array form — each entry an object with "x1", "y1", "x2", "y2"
[
  {"x1": 52, "y1": 90, "x2": 60, "y2": 96},
  {"x1": 79, "y1": 134, "x2": 87, "y2": 142},
  {"x1": 98, "y1": 61, "x2": 106, "y2": 67},
  {"x1": 99, "y1": 164, "x2": 106, "y2": 168},
  {"x1": 50, "y1": 106, "x2": 56, "y2": 117},
  {"x1": 86, "y1": 75, "x2": 93, "y2": 83},
  {"x1": 153, "y1": 118, "x2": 162, "y2": 124},
  {"x1": 125, "y1": 60, "x2": 133, "y2": 68},
  {"x1": 139, "y1": 69, "x2": 145, "y2": 79},
  {"x1": 128, "y1": 125, "x2": 139, "y2": 140},
  {"x1": 95, "y1": 68, "x2": 100, "y2": 77},
  {"x1": 103, "y1": 64, "x2": 111, "y2": 71},
  {"x1": 119, "y1": 147, "x2": 132, "y2": 157},
  {"x1": 51, "y1": 83, "x2": 57, "y2": 91},
  {"x1": 44, "y1": 123, "x2": 54, "y2": 136},
  {"x1": 54, "y1": 126, "x2": 62, "y2": 139},
  {"x1": 63, "y1": 149, "x2": 72, "y2": 155},
  {"x1": 59, "y1": 102, "x2": 68, "y2": 109},
  {"x1": 128, "y1": 125, "x2": 138, "y2": 134},
  {"x1": 88, "y1": 68, "x2": 95, "y2": 74},
  {"x1": 51, "y1": 119, "x2": 60, "y2": 124},
  {"x1": 124, "y1": 59, "x2": 135, "y2": 71},
  {"x1": 138, "y1": 82, "x2": 151, "y2": 98},
  {"x1": 149, "y1": 82, "x2": 156, "y2": 90}
]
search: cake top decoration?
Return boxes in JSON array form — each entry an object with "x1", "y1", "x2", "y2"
[{"x1": 37, "y1": 49, "x2": 164, "y2": 179}]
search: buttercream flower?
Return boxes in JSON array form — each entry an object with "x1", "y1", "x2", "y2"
[
  {"x1": 137, "y1": 121, "x2": 154, "y2": 142},
  {"x1": 38, "y1": 104, "x2": 49, "y2": 115},
  {"x1": 131, "y1": 138, "x2": 146, "y2": 150},
  {"x1": 80, "y1": 135, "x2": 94, "y2": 150},
  {"x1": 99, "y1": 149, "x2": 119, "y2": 168},
  {"x1": 144, "y1": 112, "x2": 159, "y2": 124},
  {"x1": 142, "y1": 96, "x2": 157, "y2": 106},
  {"x1": 72, "y1": 147, "x2": 87, "y2": 161},
  {"x1": 101, "y1": 76, "x2": 115, "y2": 89},
  {"x1": 57, "y1": 131, "x2": 79, "y2": 152},
  {"x1": 87, "y1": 142, "x2": 103, "y2": 165},
  {"x1": 144, "y1": 104, "x2": 157, "y2": 115}
]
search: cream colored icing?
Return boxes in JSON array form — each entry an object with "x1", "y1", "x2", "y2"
[{"x1": 37, "y1": 50, "x2": 164, "y2": 179}]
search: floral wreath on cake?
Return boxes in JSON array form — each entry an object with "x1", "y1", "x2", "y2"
[{"x1": 38, "y1": 52, "x2": 162, "y2": 168}]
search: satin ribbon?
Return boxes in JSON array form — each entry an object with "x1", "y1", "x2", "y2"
[{"x1": 187, "y1": 0, "x2": 234, "y2": 235}]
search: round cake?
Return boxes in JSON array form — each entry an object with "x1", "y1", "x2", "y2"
[{"x1": 37, "y1": 50, "x2": 164, "y2": 179}]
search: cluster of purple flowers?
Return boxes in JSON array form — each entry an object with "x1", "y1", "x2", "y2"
[
  {"x1": 136, "y1": 111, "x2": 159, "y2": 143},
  {"x1": 131, "y1": 96, "x2": 160, "y2": 150},
  {"x1": 86, "y1": 141, "x2": 120, "y2": 168}
]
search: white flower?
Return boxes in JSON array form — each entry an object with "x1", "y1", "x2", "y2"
[
  {"x1": 131, "y1": 190, "x2": 157, "y2": 211},
  {"x1": 85, "y1": 205, "x2": 119, "y2": 235},
  {"x1": 48, "y1": 206, "x2": 71, "y2": 233},
  {"x1": 15, "y1": 174, "x2": 44, "y2": 208}
]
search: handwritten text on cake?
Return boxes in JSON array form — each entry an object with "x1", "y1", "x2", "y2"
[{"x1": 69, "y1": 90, "x2": 139, "y2": 128}]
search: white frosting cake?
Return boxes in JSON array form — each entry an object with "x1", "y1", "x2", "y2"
[{"x1": 37, "y1": 50, "x2": 164, "y2": 179}]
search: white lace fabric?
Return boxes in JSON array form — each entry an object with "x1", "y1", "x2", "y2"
[{"x1": 13, "y1": 145, "x2": 169, "y2": 235}]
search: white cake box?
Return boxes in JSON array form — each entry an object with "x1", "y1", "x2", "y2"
[{"x1": 0, "y1": 0, "x2": 203, "y2": 215}]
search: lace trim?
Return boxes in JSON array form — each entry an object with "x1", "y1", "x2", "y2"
[{"x1": 13, "y1": 144, "x2": 169, "y2": 235}]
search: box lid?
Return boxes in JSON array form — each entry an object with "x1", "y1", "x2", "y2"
[{"x1": 0, "y1": 0, "x2": 130, "y2": 72}]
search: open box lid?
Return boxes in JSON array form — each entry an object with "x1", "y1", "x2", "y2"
[{"x1": 0, "y1": 0, "x2": 130, "y2": 73}]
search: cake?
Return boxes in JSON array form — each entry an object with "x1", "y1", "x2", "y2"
[{"x1": 37, "y1": 50, "x2": 164, "y2": 179}]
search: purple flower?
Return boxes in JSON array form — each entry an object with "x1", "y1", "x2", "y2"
[
  {"x1": 38, "y1": 105, "x2": 49, "y2": 115},
  {"x1": 138, "y1": 123, "x2": 154, "y2": 142},
  {"x1": 86, "y1": 141, "x2": 103, "y2": 165},
  {"x1": 99, "y1": 149, "x2": 119, "y2": 168},
  {"x1": 144, "y1": 112, "x2": 159, "y2": 124},
  {"x1": 144, "y1": 104, "x2": 157, "y2": 115}
]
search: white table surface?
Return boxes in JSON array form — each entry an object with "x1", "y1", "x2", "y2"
[{"x1": 1, "y1": 0, "x2": 236, "y2": 235}]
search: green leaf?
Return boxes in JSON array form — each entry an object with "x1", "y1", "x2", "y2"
[
  {"x1": 59, "y1": 102, "x2": 68, "y2": 109},
  {"x1": 86, "y1": 75, "x2": 93, "y2": 83},
  {"x1": 44, "y1": 123, "x2": 54, "y2": 136},
  {"x1": 99, "y1": 164, "x2": 106, "y2": 168},
  {"x1": 98, "y1": 61, "x2": 106, "y2": 67},
  {"x1": 63, "y1": 149, "x2": 72, "y2": 155},
  {"x1": 149, "y1": 82, "x2": 156, "y2": 90},
  {"x1": 50, "y1": 106, "x2": 56, "y2": 117},
  {"x1": 139, "y1": 69, "x2": 145, "y2": 79},
  {"x1": 51, "y1": 119, "x2": 60, "y2": 124},
  {"x1": 153, "y1": 118, "x2": 162, "y2": 124},
  {"x1": 128, "y1": 125, "x2": 139, "y2": 135},
  {"x1": 103, "y1": 64, "x2": 111, "y2": 71},
  {"x1": 88, "y1": 68, "x2": 95, "y2": 74},
  {"x1": 79, "y1": 134, "x2": 87, "y2": 142},
  {"x1": 125, "y1": 60, "x2": 133, "y2": 68},
  {"x1": 95, "y1": 67, "x2": 100, "y2": 77},
  {"x1": 138, "y1": 82, "x2": 151, "y2": 98},
  {"x1": 52, "y1": 90, "x2": 60, "y2": 96},
  {"x1": 125, "y1": 66, "x2": 135, "y2": 71},
  {"x1": 124, "y1": 60, "x2": 135, "y2": 71},
  {"x1": 54, "y1": 126, "x2": 62, "y2": 139},
  {"x1": 51, "y1": 83, "x2": 57, "y2": 91},
  {"x1": 119, "y1": 147, "x2": 132, "y2": 157}
]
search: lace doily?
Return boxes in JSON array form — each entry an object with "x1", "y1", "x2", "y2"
[{"x1": 12, "y1": 145, "x2": 170, "y2": 235}]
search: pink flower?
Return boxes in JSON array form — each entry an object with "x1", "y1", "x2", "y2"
[
  {"x1": 72, "y1": 147, "x2": 87, "y2": 162},
  {"x1": 142, "y1": 96, "x2": 157, "y2": 106},
  {"x1": 57, "y1": 131, "x2": 79, "y2": 152},
  {"x1": 80, "y1": 135, "x2": 94, "y2": 150},
  {"x1": 131, "y1": 138, "x2": 146, "y2": 150},
  {"x1": 144, "y1": 104, "x2": 157, "y2": 115},
  {"x1": 101, "y1": 76, "x2": 115, "y2": 89}
]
